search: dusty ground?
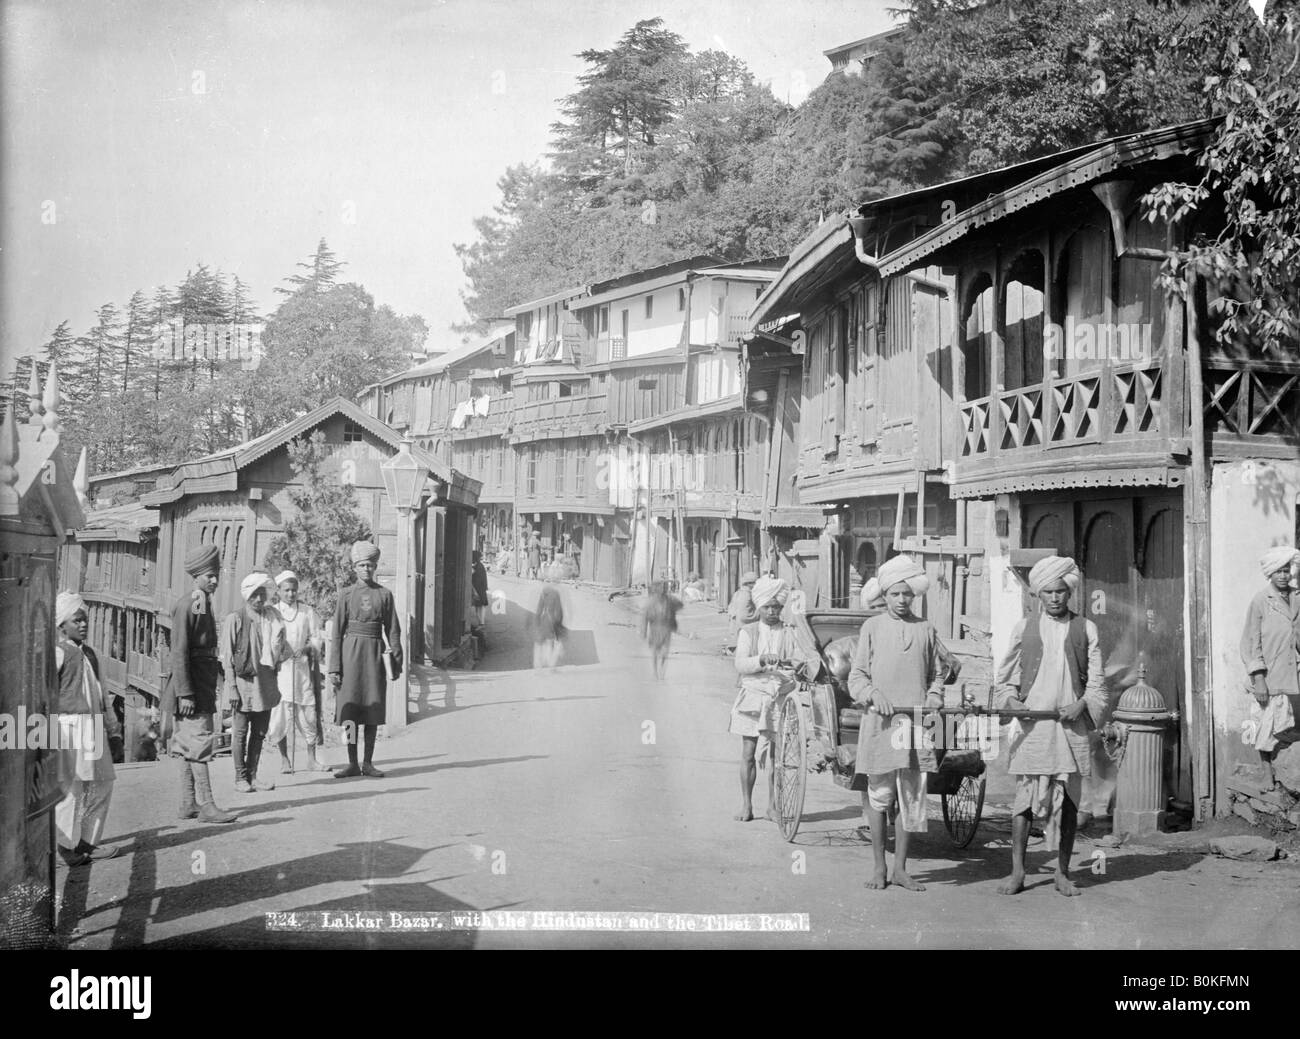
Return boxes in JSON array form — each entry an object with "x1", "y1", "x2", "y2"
[{"x1": 53, "y1": 575, "x2": 1300, "y2": 949}]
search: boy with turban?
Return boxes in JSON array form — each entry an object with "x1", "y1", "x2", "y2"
[
  {"x1": 994, "y1": 554, "x2": 1107, "y2": 896},
  {"x1": 165, "y1": 543, "x2": 236, "y2": 823},
  {"x1": 267, "y1": 571, "x2": 329, "y2": 774},
  {"x1": 221, "y1": 573, "x2": 291, "y2": 792},
  {"x1": 1241, "y1": 546, "x2": 1300, "y2": 788},
  {"x1": 329, "y1": 541, "x2": 402, "y2": 778},
  {"x1": 849, "y1": 555, "x2": 946, "y2": 892},
  {"x1": 724, "y1": 571, "x2": 759, "y2": 655},
  {"x1": 53, "y1": 593, "x2": 121, "y2": 866},
  {"x1": 729, "y1": 576, "x2": 813, "y2": 822}
]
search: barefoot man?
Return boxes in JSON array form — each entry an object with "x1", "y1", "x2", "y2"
[
  {"x1": 849, "y1": 555, "x2": 945, "y2": 892},
  {"x1": 995, "y1": 555, "x2": 1107, "y2": 897},
  {"x1": 728, "y1": 576, "x2": 811, "y2": 822}
]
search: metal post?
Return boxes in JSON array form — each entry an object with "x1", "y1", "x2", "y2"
[{"x1": 388, "y1": 506, "x2": 412, "y2": 736}]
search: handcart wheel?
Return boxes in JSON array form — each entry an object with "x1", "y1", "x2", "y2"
[
  {"x1": 941, "y1": 774, "x2": 986, "y2": 849},
  {"x1": 774, "y1": 694, "x2": 807, "y2": 842}
]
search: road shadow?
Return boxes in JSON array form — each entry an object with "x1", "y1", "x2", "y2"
[{"x1": 377, "y1": 754, "x2": 548, "y2": 780}]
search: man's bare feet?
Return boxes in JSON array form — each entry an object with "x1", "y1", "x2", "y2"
[
  {"x1": 734, "y1": 809, "x2": 754, "y2": 822},
  {"x1": 997, "y1": 872, "x2": 1026, "y2": 895},
  {"x1": 764, "y1": 807, "x2": 777, "y2": 822},
  {"x1": 864, "y1": 868, "x2": 889, "y2": 890},
  {"x1": 1054, "y1": 872, "x2": 1080, "y2": 896},
  {"x1": 891, "y1": 868, "x2": 925, "y2": 892}
]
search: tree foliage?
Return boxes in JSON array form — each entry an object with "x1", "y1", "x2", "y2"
[
  {"x1": 1143, "y1": 5, "x2": 1300, "y2": 355},
  {"x1": 261, "y1": 431, "x2": 372, "y2": 614}
]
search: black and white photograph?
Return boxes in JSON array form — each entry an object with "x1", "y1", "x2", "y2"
[{"x1": 1, "y1": 0, "x2": 1299, "y2": 976}]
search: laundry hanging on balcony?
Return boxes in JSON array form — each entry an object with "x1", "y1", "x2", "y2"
[
  {"x1": 472, "y1": 395, "x2": 491, "y2": 417},
  {"x1": 451, "y1": 400, "x2": 473, "y2": 428}
]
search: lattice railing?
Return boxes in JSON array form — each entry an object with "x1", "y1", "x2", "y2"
[
  {"x1": 959, "y1": 396, "x2": 991, "y2": 456},
  {"x1": 1113, "y1": 364, "x2": 1163, "y2": 435},
  {"x1": 1049, "y1": 374, "x2": 1101, "y2": 442},
  {"x1": 1204, "y1": 364, "x2": 1300, "y2": 439},
  {"x1": 997, "y1": 387, "x2": 1043, "y2": 450}
]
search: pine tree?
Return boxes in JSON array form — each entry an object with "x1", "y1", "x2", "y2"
[
  {"x1": 275, "y1": 239, "x2": 344, "y2": 296},
  {"x1": 261, "y1": 431, "x2": 372, "y2": 615}
]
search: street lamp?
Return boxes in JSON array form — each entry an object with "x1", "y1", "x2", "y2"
[{"x1": 380, "y1": 438, "x2": 428, "y2": 736}]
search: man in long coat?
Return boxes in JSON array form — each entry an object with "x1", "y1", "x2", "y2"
[
  {"x1": 329, "y1": 541, "x2": 402, "y2": 778},
  {"x1": 165, "y1": 544, "x2": 236, "y2": 823}
]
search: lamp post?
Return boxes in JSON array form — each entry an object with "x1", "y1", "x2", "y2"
[{"x1": 380, "y1": 439, "x2": 429, "y2": 737}]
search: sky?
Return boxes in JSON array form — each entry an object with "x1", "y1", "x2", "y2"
[{"x1": 0, "y1": 0, "x2": 900, "y2": 378}]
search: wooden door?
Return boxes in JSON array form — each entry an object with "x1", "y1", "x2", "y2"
[
  {"x1": 1138, "y1": 498, "x2": 1187, "y2": 802},
  {"x1": 412, "y1": 510, "x2": 427, "y2": 662},
  {"x1": 784, "y1": 540, "x2": 821, "y2": 610}
]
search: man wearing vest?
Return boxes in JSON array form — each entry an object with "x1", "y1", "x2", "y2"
[
  {"x1": 994, "y1": 555, "x2": 1107, "y2": 896},
  {"x1": 167, "y1": 544, "x2": 237, "y2": 824},
  {"x1": 222, "y1": 572, "x2": 292, "y2": 792},
  {"x1": 53, "y1": 593, "x2": 121, "y2": 867}
]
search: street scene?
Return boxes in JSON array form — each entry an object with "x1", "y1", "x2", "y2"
[{"x1": 1, "y1": 0, "x2": 1299, "y2": 966}]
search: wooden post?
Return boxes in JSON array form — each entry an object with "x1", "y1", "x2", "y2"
[
  {"x1": 1184, "y1": 275, "x2": 1214, "y2": 820},
  {"x1": 387, "y1": 505, "x2": 412, "y2": 736}
]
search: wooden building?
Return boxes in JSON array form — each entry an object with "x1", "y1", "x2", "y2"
[
  {"x1": 874, "y1": 118, "x2": 1300, "y2": 820},
  {"x1": 0, "y1": 364, "x2": 87, "y2": 946},
  {"x1": 83, "y1": 398, "x2": 482, "y2": 696}
]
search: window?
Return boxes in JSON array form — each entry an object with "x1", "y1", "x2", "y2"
[
  {"x1": 1002, "y1": 251, "x2": 1045, "y2": 390},
  {"x1": 645, "y1": 295, "x2": 654, "y2": 319},
  {"x1": 556, "y1": 443, "x2": 567, "y2": 495},
  {"x1": 575, "y1": 450, "x2": 586, "y2": 495},
  {"x1": 962, "y1": 274, "x2": 995, "y2": 400},
  {"x1": 526, "y1": 447, "x2": 537, "y2": 495},
  {"x1": 343, "y1": 422, "x2": 363, "y2": 443},
  {"x1": 756, "y1": 285, "x2": 763, "y2": 299},
  {"x1": 599, "y1": 306, "x2": 609, "y2": 334},
  {"x1": 520, "y1": 313, "x2": 533, "y2": 340},
  {"x1": 495, "y1": 445, "x2": 504, "y2": 485},
  {"x1": 677, "y1": 288, "x2": 687, "y2": 312}
]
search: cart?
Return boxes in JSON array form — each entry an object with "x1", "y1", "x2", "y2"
[{"x1": 771, "y1": 610, "x2": 1023, "y2": 847}]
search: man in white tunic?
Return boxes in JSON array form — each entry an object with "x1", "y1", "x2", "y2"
[
  {"x1": 267, "y1": 571, "x2": 329, "y2": 774},
  {"x1": 994, "y1": 555, "x2": 1107, "y2": 896},
  {"x1": 53, "y1": 592, "x2": 120, "y2": 866}
]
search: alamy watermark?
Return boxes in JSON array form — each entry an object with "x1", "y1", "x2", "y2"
[
  {"x1": 1043, "y1": 317, "x2": 1155, "y2": 365},
  {"x1": 0, "y1": 709, "x2": 107, "y2": 756},
  {"x1": 152, "y1": 317, "x2": 264, "y2": 369}
]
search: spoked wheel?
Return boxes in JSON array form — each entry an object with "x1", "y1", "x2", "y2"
[
  {"x1": 773, "y1": 695, "x2": 807, "y2": 842},
  {"x1": 941, "y1": 774, "x2": 986, "y2": 849}
]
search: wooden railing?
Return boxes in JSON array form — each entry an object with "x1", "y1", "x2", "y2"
[
  {"x1": 958, "y1": 362, "x2": 1168, "y2": 460},
  {"x1": 513, "y1": 393, "x2": 608, "y2": 429},
  {"x1": 725, "y1": 311, "x2": 752, "y2": 346},
  {"x1": 1204, "y1": 360, "x2": 1300, "y2": 440}
]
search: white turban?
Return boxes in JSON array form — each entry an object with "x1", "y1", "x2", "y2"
[
  {"x1": 860, "y1": 577, "x2": 884, "y2": 609},
  {"x1": 877, "y1": 555, "x2": 929, "y2": 597},
  {"x1": 275, "y1": 570, "x2": 298, "y2": 587},
  {"x1": 1028, "y1": 555, "x2": 1080, "y2": 595},
  {"x1": 56, "y1": 591, "x2": 87, "y2": 627},
  {"x1": 751, "y1": 576, "x2": 789, "y2": 608},
  {"x1": 351, "y1": 541, "x2": 380, "y2": 564},
  {"x1": 1260, "y1": 547, "x2": 1298, "y2": 577},
  {"x1": 240, "y1": 572, "x2": 271, "y2": 601}
]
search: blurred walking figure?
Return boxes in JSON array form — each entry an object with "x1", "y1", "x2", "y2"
[
  {"x1": 267, "y1": 571, "x2": 328, "y2": 774},
  {"x1": 222, "y1": 573, "x2": 292, "y2": 793},
  {"x1": 724, "y1": 571, "x2": 759, "y2": 654},
  {"x1": 531, "y1": 583, "x2": 566, "y2": 670},
  {"x1": 640, "y1": 582, "x2": 683, "y2": 680},
  {"x1": 526, "y1": 533, "x2": 543, "y2": 580}
]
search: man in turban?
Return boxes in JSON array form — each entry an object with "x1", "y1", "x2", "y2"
[
  {"x1": 994, "y1": 554, "x2": 1106, "y2": 897},
  {"x1": 728, "y1": 575, "x2": 814, "y2": 822},
  {"x1": 848, "y1": 554, "x2": 946, "y2": 892},
  {"x1": 1241, "y1": 546, "x2": 1300, "y2": 788},
  {"x1": 221, "y1": 573, "x2": 291, "y2": 792},
  {"x1": 329, "y1": 541, "x2": 402, "y2": 778},
  {"x1": 266, "y1": 571, "x2": 329, "y2": 774},
  {"x1": 165, "y1": 543, "x2": 236, "y2": 823},
  {"x1": 52, "y1": 592, "x2": 121, "y2": 866}
]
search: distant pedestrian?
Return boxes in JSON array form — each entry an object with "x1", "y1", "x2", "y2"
[
  {"x1": 472, "y1": 550, "x2": 490, "y2": 627},
  {"x1": 725, "y1": 571, "x2": 759, "y2": 654},
  {"x1": 165, "y1": 544, "x2": 236, "y2": 824},
  {"x1": 330, "y1": 541, "x2": 403, "y2": 778},
  {"x1": 640, "y1": 582, "x2": 682, "y2": 680},
  {"x1": 222, "y1": 573, "x2": 291, "y2": 793},
  {"x1": 268, "y1": 571, "x2": 329, "y2": 774},
  {"x1": 527, "y1": 534, "x2": 542, "y2": 580},
  {"x1": 53, "y1": 593, "x2": 120, "y2": 867},
  {"x1": 1241, "y1": 546, "x2": 1300, "y2": 790},
  {"x1": 531, "y1": 584, "x2": 566, "y2": 670}
]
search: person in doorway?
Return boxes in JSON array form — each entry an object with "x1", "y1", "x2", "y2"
[
  {"x1": 994, "y1": 555, "x2": 1107, "y2": 897},
  {"x1": 527, "y1": 534, "x2": 542, "y2": 580},
  {"x1": 531, "y1": 583, "x2": 566, "y2": 670},
  {"x1": 729, "y1": 576, "x2": 812, "y2": 822},
  {"x1": 330, "y1": 541, "x2": 403, "y2": 778},
  {"x1": 1241, "y1": 546, "x2": 1300, "y2": 789},
  {"x1": 849, "y1": 556, "x2": 945, "y2": 892},
  {"x1": 53, "y1": 593, "x2": 120, "y2": 867},
  {"x1": 267, "y1": 571, "x2": 329, "y2": 774},
  {"x1": 723, "y1": 571, "x2": 759, "y2": 656},
  {"x1": 222, "y1": 573, "x2": 291, "y2": 793},
  {"x1": 472, "y1": 551, "x2": 490, "y2": 628},
  {"x1": 640, "y1": 581, "x2": 683, "y2": 680},
  {"x1": 166, "y1": 544, "x2": 237, "y2": 824}
]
